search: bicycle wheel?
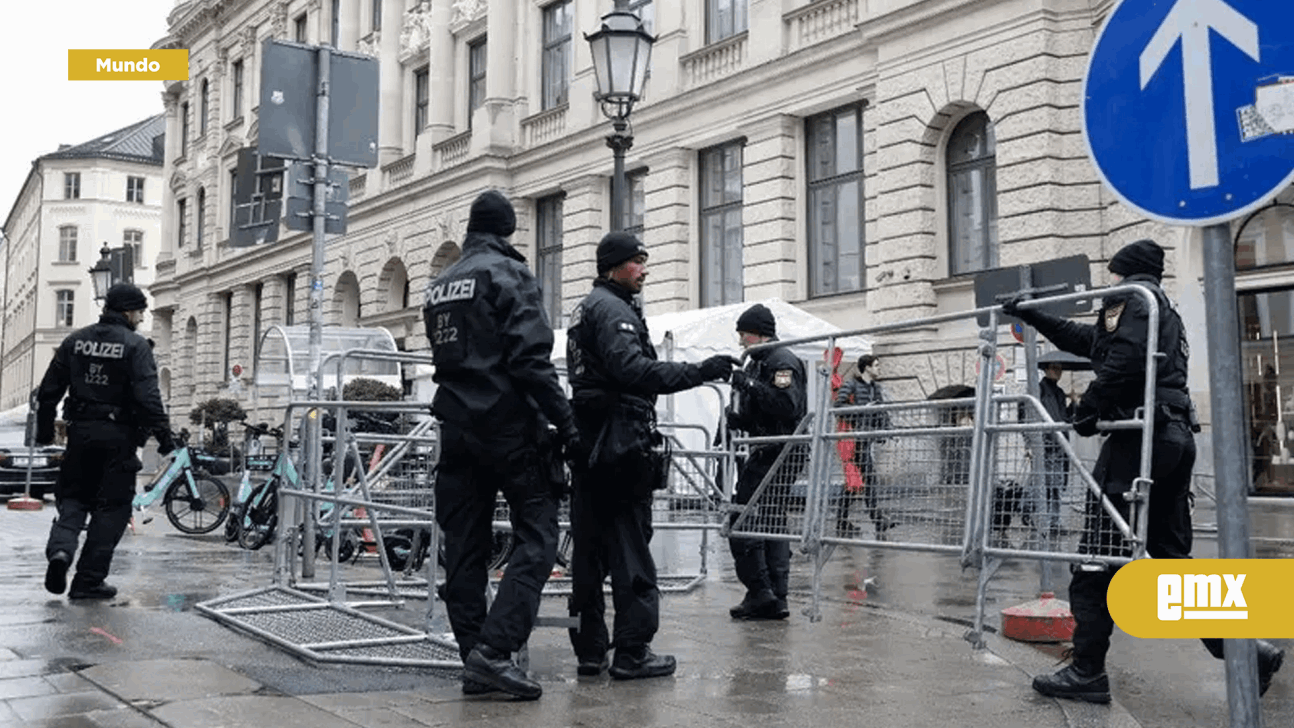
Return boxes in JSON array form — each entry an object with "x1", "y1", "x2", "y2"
[
  {"x1": 238, "y1": 481, "x2": 278, "y2": 550},
  {"x1": 554, "y1": 527, "x2": 574, "y2": 569},
  {"x1": 163, "y1": 476, "x2": 231, "y2": 535},
  {"x1": 224, "y1": 502, "x2": 244, "y2": 542}
]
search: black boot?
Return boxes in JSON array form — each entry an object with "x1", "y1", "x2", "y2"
[
  {"x1": 45, "y1": 551, "x2": 71, "y2": 595},
  {"x1": 68, "y1": 581, "x2": 117, "y2": 600},
  {"x1": 1259, "y1": 641, "x2": 1285, "y2": 697},
  {"x1": 609, "y1": 646, "x2": 676, "y2": 680},
  {"x1": 1031, "y1": 663, "x2": 1110, "y2": 704},
  {"x1": 463, "y1": 643, "x2": 541, "y2": 700},
  {"x1": 730, "y1": 590, "x2": 780, "y2": 620},
  {"x1": 577, "y1": 654, "x2": 609, "y2": 676}
]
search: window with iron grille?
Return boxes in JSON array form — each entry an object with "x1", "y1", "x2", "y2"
[
  {"x1": 468, "y1": 38, "x2": 487, "y2": 125},
  {"x1": 414, "y1": 66, "x2": 429, "y2": 135},
  {"x1": 946, "y1": 111, "x2": 999, "y2": 276},
  {"x1": 64, "y1": 172, "x2": 80, "y2": 200},
  {"x1": 232, "y1": 59, "x2": 245, "y2": 119},
  {"x1": 541, "y1": 1, "x2": 572, "y2": 110},
  {"x1": 58, "y1": 226, "x2": 78, "y2": 262},
  {"x1": 127, "y1": 176, "x2": 145, "y2": 203},
  {"x1": 706, "y1": 0, "x2": 747, "y2": 44},
  {"x1": 56, "y1": 291, "x2": 74, "y2": 327},
  {"x1": 699, "y1": 142, "x2": 744, "y2": 307},
  {"x1": 807, "y1": 104, "x2": 865, "y2": 297},
  {"x1": 536, "y1": 195, "x2": 565, "y2": 325}
]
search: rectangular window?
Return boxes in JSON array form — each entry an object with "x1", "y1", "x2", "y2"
[
  {"x1": 699, "y1": 142, "x2": 744, "y2": 307},
  {"x1": 222, "y1": 292, "x2": 234, "y2": 377},
  {"x1": 177, "y1": 197, "x2": 187, "y2": 248},
  {"x1": 414, "y1": 66, "x2": 429, "y2": 135},
  {"x1": 123, "y1": 229, "x2": 143, "y2": 269},
  {"x1": 706, "y1": 0, "x2": 748, "y2": 44},
  {"x1": 110, "y1": 246, "x2": 134, "y2": 285},
  {"x1": 56, "y1": 291, "x2": 74, "y2": 328},
  {"x1": 58, "y1": 226, "x2": 78, "y2": 263},
  {"x1": 623, "y1": 169, "x2": 646, "y2": 238},
  {"x1": 627, "y1": 0, "x2": 654, "y2": 33},
  {"x1": 180, "y1": 102, "x2": 189, "y2": 153},
  {"x1": 284, "y1": 272, "x2": 297, "y2": 326},
  {"x1": 64, "y1": 172, "x2": 80, "y2": 200},
  {"x1": 232, "y1": 59, "x2": 245, "y2": 119},
  {"x1": 253, "y1": 283, "x2": 264, "y2": 361},
  {"x1": 541, "y1": 1, "x2": 572, "y2": 110},
  {"x1": 468, "y1": 38, "x2": 487, "y2": 124},
  {"x1": 294, "y1": 13, "x2": 308, "y2": 43},
  {"x1": 536, "y1": 195, "x2": 565, "y2": 326},
  {"x1": 807, "y1": 104, "x2": 865, "y2": 297},
  {"x1": 228, "y1": 169, "x2": 239, "y2": 233},
  {"x1": 196, "y1": 188, "x2": 206, "y2": 249},
  {"x1": 127, "y1": 176, "x2": 145, "y2": 203}
]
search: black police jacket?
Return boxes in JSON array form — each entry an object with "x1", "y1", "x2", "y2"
[
  {"x1": 423, "y1": 231, "x2": 574, "y2": 433},
  {"x1": 35, "y1": 310, "x2": 170, "y2": 444},
  {"x1": 1021, "y1": 274, "x2": 1191, "y2": 423},
  {"x1": 728, "y1": 342, "x2": 807, "y2": 438}
]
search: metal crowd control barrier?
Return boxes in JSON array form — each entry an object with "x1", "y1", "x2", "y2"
[{"x1": 723, "y1": 285, "x2": 1162, "y2": 644}]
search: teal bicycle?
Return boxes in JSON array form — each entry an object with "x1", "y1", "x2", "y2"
[{"x1": 133, "y1": 430, "x2": 232, "y2": 534}]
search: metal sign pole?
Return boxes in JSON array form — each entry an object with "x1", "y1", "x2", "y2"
[
  {"x1": 301, "y1": 47, "x2": 333, "y2": 581},
  {"x1": 1201, "y1": 222, "x2": 1262, "y2": 727}
]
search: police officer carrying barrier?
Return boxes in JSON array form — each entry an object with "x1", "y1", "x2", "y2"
[
  {"x1": 423, "y1": 190, "x2": 586, "y2": 701},
  {"x1": 566, "y1": 231, "x2": 737, "y2": 680},
  {"x1": 1004, "y1": 239, "x2": 1284, "y2": 703},
  {"x1": 725, "y1": 304, "x2": 806, "y2": 620},
  {"x1": 38, "y1": 283, "x2": 176, "y2": 600}
]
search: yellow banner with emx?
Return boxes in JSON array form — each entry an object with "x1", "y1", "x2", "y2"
[{"x1": 1109, "y1": 558, "x2": 1294, "y2": 638}]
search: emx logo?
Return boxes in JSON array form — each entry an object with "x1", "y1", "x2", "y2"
[{"x1": 1109, "y1": 559, "x2": 1294, "y2": 638}]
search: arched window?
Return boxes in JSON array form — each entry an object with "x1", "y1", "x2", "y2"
[
  {"x1": 947, "y1": 111, "x2": 999, "y2": 276},
  {"x1": 336, "y1": 271, "x2": 361, "y2": 327}
]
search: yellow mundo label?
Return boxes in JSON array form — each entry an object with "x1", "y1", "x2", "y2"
[
  {"x1": 1108, "y1": 559, "x2": 1294, "y2": 638},
  {"x1": 68, "y1": 50, "x2": 189, "y2": 81}
]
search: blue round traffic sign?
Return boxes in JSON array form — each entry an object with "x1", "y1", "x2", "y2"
[{"x1": 1083, "y1": 0, "x2": 1294, "y2": 226}]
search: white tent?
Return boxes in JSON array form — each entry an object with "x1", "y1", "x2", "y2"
[{"x1": 552, "y1": 298, "x2": 873, "y2": 453}]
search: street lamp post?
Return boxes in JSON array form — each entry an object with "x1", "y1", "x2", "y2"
[
  {"x1": 586, "y1": 3, "x2": 655, "y2": 232},
  {"x1": 88, "y1": 244, "x2": 114, "y2": 302}
]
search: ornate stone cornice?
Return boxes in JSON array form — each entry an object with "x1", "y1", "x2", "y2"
[
  {"x1": 400, "y1": 1, "x2": 433, "y2": 62},
  {"x1": 451, "y1": 0, "x2": 486, "y2": 27},
  {"x1": 357, "y1": 31, "x2": 380, "y2": 58}
]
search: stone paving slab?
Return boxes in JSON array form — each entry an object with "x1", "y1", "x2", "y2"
[{"x1": 80, "y1": 658, "x2": 262, "y2": 704}]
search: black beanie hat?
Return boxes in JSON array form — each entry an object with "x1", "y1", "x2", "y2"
[
  {"x1": 597, "y1": 231, "x2": 648, "y2": 275},
  {"x1": 1108, "y1": 239, "x2": 1164, "y2": 279},
  {"x1": 736, "y1": 303, "x2": 776, "y2": 337},
  {"x1": 105, "y1": 283, "x2": 148, "y2": 312},
  {"x1": 466, "y1": 190, "x2": 516, "y2": 237}
]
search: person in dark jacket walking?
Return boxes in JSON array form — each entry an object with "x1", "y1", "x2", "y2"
[
  {"x1": 38, "y1": 283, "x2": 176, "y2": 601},
  {"x1": 833, "y1": 355, "x2": 895, "y2": 537},
  {"x1": 725, "y1": 304, "x2": 807, "y2": 620},
  {"x1": 1028, "y1": 361, "x2": 1075, "y2": 535},
  {"x1": 566, "y1": 231, "x2": 736, "y2": 680},
  {"x1": 1005, "y1": 239, "x2": 1284, "y2": 703},
  {"x1": 423, "y1": 190, "x2": 586, "y2": 701}
]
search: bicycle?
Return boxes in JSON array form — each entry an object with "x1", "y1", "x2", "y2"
[
  {"x1": 133, "y1": 430, "x2": 232, "y2": 535},
  {"x1": 226, "y1": 422, "x2": 282, "y2": 543}
]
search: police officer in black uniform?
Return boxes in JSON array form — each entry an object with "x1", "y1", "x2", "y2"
[
  {"x1": 725, "y1": 304, "x2": 807, "y2": 621},
  {"x1": 566, "y1": 231, "x2": 737, "y2": 680},
  {"x1": 38, "y1": 283, "x2": 175, "y2": 600},
  {"x1": 1005, "y1": 239, "x2": 1284, "y2": 703},
  {"x1": 424, "y1": 190, "x2": 585, "y2": 701}
]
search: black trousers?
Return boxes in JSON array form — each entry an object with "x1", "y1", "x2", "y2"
[
  {"x1": 839, "y1": 443, "x2": 884, "y2": 526},
  {"x1": 45, "y1": 423, "x2": 140, "y2": 588},
  {"x1": 567, "y1": 461, "x2": 658, "y2": 662},
  {"x1": 435, "y1": 422, "x2": 558, "y2": 661},
  {"x1": 729, "y1": 446, "x2": 794, "y2": 599},
  {"x1": 1067, "y1": 420, "x2": 1223, "y2": 670}
]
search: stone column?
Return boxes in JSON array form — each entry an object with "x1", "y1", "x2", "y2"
[
  {"x1": 159, "y1": 92, "x2": 180, "y2": 264},
  {"x1": 422, "y1": 0, "x2": 455, "y2": 171},
  {"x1": 479, "y1": 0, "x2": 517, "y2": 154},
  {"x1": 377, "y1": 0, "x2": 405, "y2": 167},
  {"x1": 741, "y1": 113, "x2": 798, "y2": 302},
  {"x1": 337, "y1": 0, "x2": 361, "y2": 49},
  {"x1": 746, "y1": 0, "x2": 782, "y2": 66},
  {"x1": 559, "y1": 176, "x2": 605, "y2": 320},
  {"x1": 640, "y1": 147, "x2": 692, "y2": 314}
]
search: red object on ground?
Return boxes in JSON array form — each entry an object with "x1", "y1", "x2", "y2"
[
  {"x1": 6, "y1": 496, "x2": 43, "y2": 511},
  {"x1": 1000, "y1": 591, "x2": 1076, "y2": 642}
]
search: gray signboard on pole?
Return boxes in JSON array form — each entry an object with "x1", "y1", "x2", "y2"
[
  {"x1": 257, "y1": 39, "x2": 379, "y2": 168},
  {"x1": 972, "y1": 255, "x2": 1092, "y2": 327}
]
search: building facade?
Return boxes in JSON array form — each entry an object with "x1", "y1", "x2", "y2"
[
  {"x1": 0, "y1": 116, "x2": 166, "y2": 411},
  {"x1": 150, "y1": 0, "x2": 1294, "y2": 492}
]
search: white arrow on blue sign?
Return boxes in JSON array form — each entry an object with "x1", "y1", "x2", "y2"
[{"x1": 1083, "y1": 0, "x2": 1294, "y2": 226}]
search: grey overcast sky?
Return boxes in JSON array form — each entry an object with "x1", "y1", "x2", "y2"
[{"x1": 1, "y1": 0, "x2": 176, "y2": 227}]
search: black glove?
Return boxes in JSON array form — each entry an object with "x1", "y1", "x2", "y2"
[
  {"x1": 730, "y1": 369, "x2": 749, "y2": 391},
  {"x1": 157, "y1": 431, "x2": 178, "y2": 456},
  {"x1": 1001, "y1": 294, "x2": 1035, "y2": 323},
  {"x1": 1072, "y1": 410, "x2": 1100, "y2": 438},
  {"x1": 557, "y1": 421, "x2": 590, "y2": 471},
  {"x1": 699, "y1": 355, "x2": 739, "y2": 382},
  {"x1": 724, "y1": 406, "x2": 743, "y2": 433}
]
